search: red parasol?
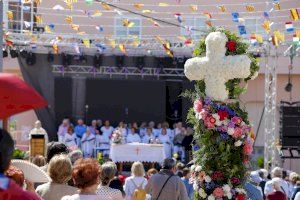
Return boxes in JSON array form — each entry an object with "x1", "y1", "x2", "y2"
[{"x1": 0, "y1": 73, "x2": 48, "y2": 119}]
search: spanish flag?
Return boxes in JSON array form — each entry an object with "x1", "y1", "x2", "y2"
[
  {"x1": 246, "y1": 5, "x2": 255, "y2": 12},
  {"x1": 273, "y1": 2, "x2": 280, "y2": 10},
  {"x1": 290, "y1": 9, "x2": 299, "y2": 21}
]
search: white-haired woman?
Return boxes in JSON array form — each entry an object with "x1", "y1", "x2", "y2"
[
  {"x1": 266, "y1": 177, "x2": 286, "y2": 200},
  {"x1": 124, "y1": 162, "x2": 148, "y2": 200}
]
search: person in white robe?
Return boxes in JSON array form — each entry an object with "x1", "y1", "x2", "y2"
[
  {"x1": 158, "y1": 128, "x2": 173, "y2": 159},
  {"x1": 29, "y1": 120, "x2": 49, "y2": 157},
  {"x1": 57, "y1": 119, "x2": 69, "y2": 143},
  {"x1": 126, "y1": 128, "x2": 141, "y2": 143},
  {"x1": 100, "y1": 120, "x2": 114, "y2": 138},
  {"x1": 153, "y1": 123, "x2": 162, "y2": 137},
  {"x1": 81, "y1": 129, "x2": 95, "y2": 158},
  {"x1": 142, "y1": 128, "x2": 156, "y2": 144},
  {"x1": 139, "y1": 122, "x2": 147, "y2": 137},
  {"x1": 95, "y1": 129, "x2": 111, "y2": 157},
  {"x1": 116, "y1": 121, "x2": 127, "y2": 137},
  {"x1": 63, "y1": 126, "x2": 78, "y2": 150}
]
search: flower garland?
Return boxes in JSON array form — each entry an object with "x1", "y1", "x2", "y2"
[{"x1": 184, "y1": 28, "x2": 259, "y2": 200}]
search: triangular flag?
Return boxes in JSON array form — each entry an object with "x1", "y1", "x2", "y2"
[
  {"x1": 148, "y1": 19, "x2": 160, "y2": 27},
  {"x1": 92, "y1": 10, "x2": 102, "y2": 17},
  {"x1": 203, "y1": 12, "x2": 212, "y2": 19},
  {"x1": 110, "y1": 40, "x2": 116, "y2": 48},
  {"x1": 142, "y1": 10, "x2": 153, "y2": 13},
  {"x1": 123, "y1": 19, "x2": 135, "y2": 27},
  {"x1": 293, "y1": 34, "x2": 299, "y2": 42},
  {"x1": 232, "y1": 12, "x2": 239, "y2": 22},
  {"x1": 296, "y1": 30, "x2": 300, "y2": 38},
  {"x1": 262, "y1": 21, "x2": 271, "y2": 33},
  {"x1": 53, "y1": 44, "x2": 59, "y2": 54},
  {"x1": 7, "y1": 11, "x2": 13, "y2": 21},
  {"x1": 273, "y1": 2, "x2": 280, "y2": 10},
  {"x1": 174, "y1": 13, "x2": 183, "y2": 23},
  {"x1": 95, "y1": 26, "x2": 104, "y2": 32},
  {"x1": 190, "y1": 5, "x2": 197, "y2": 12},
  {"x1": 205, "y1": 20, "x2": 213, "y2": 28},
  {"x1": 35, "y1": 0, "x2": 42, "y2": 6},
  {"x1": 119, "y1": 44, "x2": 126, "y2": 54},
  {"x1": 134, "y1": 4, "x2": 144, "y2": 9},
  {"x1": 272, "y1": 35, "x2": 279, "y2": 46},
  {"x1": 274, "y1": 30, "x2": 285, "y2": 42},
  {"x1": 24, "y1": 21, "x2": 31, "y2": 28},
  {"x1": 44, "y1": 25, "x2": 52, "y2": 33},
  {"x1": 71, "y1": 24, "x2": 80, "y2": 31},
  {"x1": 218, "y1": 5, "x2": 226, "y2": 12},
  {"x1": 101, "y1": 2, "x2": 111, "y2": 10},
  {"x1": 256, "y1": 34, "x2": 263, "y2": 43},
  {"x1": 285, "y1": 22, "x2": 294, "y2": 32},
  {"x1": 83, "y1": 39, "x2": 90, "y2": 48},
  {"x1": 65, "y1": 16, "x2": 73, "y2": 24},
  {"x1": 238, "y1": 25, "x2": 247, "y2": 35},
  {"x1": 250, "y1": 34, "x2": 257, "y2": 45},
  {"x1": 290, "y1": 9, "x2": 299, "y2": 21}
]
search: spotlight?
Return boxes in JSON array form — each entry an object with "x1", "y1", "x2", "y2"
[
  {"x1": 93, "y1": 54, "x2": 102, "y2": 68},
  {"x1": 79, "y1": 54, "x2": 87, "y2": 64},
  {"x1": 136, "y1": 56, "x2": 145, "y2": 69},
  {"x1": 116, "y1": 55, "x2": 125, "y2": 69},
  {"x1": 62, "y1": 53, "x2": 72, "y2": 67},
  {"x1": 3, "y1": 49, "x2": 8, "y2": 58},
  {"x1": 10, "y1": 49, "x2": 18, "y2": 58},
  {"x1": 285, "y1": 82, "x2": 293, "y2": 92},
  {"x1": 26, "y1": 52, "x2": 36, "y2": 65},
  {"x1": 47, "y1": 52, "x2": 54, "y2": 63}
]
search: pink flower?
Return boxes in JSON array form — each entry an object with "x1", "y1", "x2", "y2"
[
  {"x1": 231, "y1": 116, "x2": 242, "y2": 125},
  {"x1": 230, "y1": 177, "x2": 240, "y2": 185},
  {"x1": 243, "y1": 142, "x2": 253, "y2": 155},
  {"x1": 232, "y1": 127, "x2": 243, "y2": 139},
  {"x1": 204, "y1": 116, "x2": 215, "y2": 129},
  {"x1": 213, "y1": 187, "x2": 224, "y2": 198},
  {"x1": 193, "y1": 99, "x2": 203, "y2": 113}
]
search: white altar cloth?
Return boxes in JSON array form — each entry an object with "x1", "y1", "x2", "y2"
[{"x1": 109, "y1": 143, "x2": 165, "y2": 163}]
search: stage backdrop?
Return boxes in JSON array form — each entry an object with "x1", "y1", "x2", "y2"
[{"x1": 85, "y1": 79, "x2": 166, "y2": 125}]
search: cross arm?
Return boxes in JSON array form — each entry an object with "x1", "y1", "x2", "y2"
[
  {"x1": 184, "y1": 57, "x2": 207, "y2": 81},
  {"x1": 223, "y1": 55, "x2": 251, "y2": 80}
]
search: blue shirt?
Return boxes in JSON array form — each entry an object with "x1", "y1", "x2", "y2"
[
  {"x1": 245, "y1": 182, "x2": 263, "y2": 200},
  {"x1": 181, "y1": 177, "x2": 193, "y2": 200},
  {"x1": 74, "y1": 125, "x2": 87, "y2": 138}
]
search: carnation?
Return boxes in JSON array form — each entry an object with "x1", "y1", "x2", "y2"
[
  {"x1": 199, "y1": 188, "x2": 207, "y2": 198},
  {"x1": 230, "y1": 177, "x2": 241, "y2": 185},
  {"x1": 213, "y1": 187, "x2": 224, "y2": 198},
  {"x1": 228, "y1": 127, "x2": 235, "y2": 135},
  {"x1": 195, "y1": 166, "x2": 202, "y2": 172},
  {"x1": 232, "y1": 127, "x2": 243, "y2": 139},
  {"x1": 243, "y1": 142, "x2": 253, "y2": 155},
  {"x1": 193, "y1": 182, "x2": 199, "y2": 191},
  {"x1": 222, "y1": 184, "x2": 231, "y2": 192},
  {"x1": 231, "y1": 116, "x2": 242, "y2": 125},
  {"x1": 194, "y1": 99, "x2": 203, "y2": 113},
  {"x1": 234, "y1": 140, "x2": 242, "y2": 147},
  {"x1": 204, "y1": 175, "x2": 212, "y2": 183},
  {"x1": 191, "y1": 165, "x2": 196, "y2": 172}
]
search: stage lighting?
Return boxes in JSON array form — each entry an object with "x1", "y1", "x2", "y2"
[
  {"x1": 80, "y1": 54, "x2": 87, "y2": 64},
  {"x1": 47, "y1": 52, "x2": 54, "y2": 63},
  {"x1": 136, "y1": 56, "x2": 145, "y2": 69},
  {"x1": 3, "y1": 49, "x2": 8, "y2": 58},
  {"x1": 93, "y1": 54, "x2": 102, "y2": 68},
  {"x1": 26, "y1": 52, "x2": 36, "y2": 65},
  {"x1": 10, "y1": 49, "x2": 18, "y2": 58},
  {"x1": 62, "y1": 53, "x2": 72, "y2": 67},
  {"x1": 116, "y1": 55, "x2": 125, "y2": 69},
  {"x1": 285, "y1": 82, "x2": 293, "y2": 92}
]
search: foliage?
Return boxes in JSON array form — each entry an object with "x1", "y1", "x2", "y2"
[
  {"x1": 256, "y1": 156, "x2": 264, "y2": 169},
  {"x1": 12, "y1": 148, "x2": 26, "y2": 159}
]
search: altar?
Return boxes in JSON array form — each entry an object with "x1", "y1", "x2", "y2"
[{"x1": 109, "y1": 143, "x2": 165, "y2": 171}]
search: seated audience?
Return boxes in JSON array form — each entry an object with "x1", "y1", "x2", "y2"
[
  {"x1": 109, "y1": 171, "x2": 125, "y2": 197},
  {"x1": 5, "y1": 165, "x2": 25, "y2": 188},
  {"x1": 181, "y1": 168, "x2": 193, "y2": 200},
  {"x1": 266, "y1": 178, "x2": 286, "y2": 200},
  {"x1": 245, "y1": 171, "x2": 263, "y2": 200},
  {"x1": 64, "y1": 126, "x2": 78, "y2": 150},
  {"x1": 290, "y1": 172, "x2": 300, "y2": 199},
  {"x1": 0, "y1": 128, "x2": 40, "y2": 200},
  {"x1": 142, "y1": 127, "x2": 156, "y2": 144},
  {"x1": 145, "y1": 158, "x2": 188, "y2": 200},
  {"x1": 36, "y1": 155, "x2": 78, "y2": 200},
  {"x1": 31, "y1": 155, "x2": 46, "y2": 167},
  {"x1": 124, "y1": 162, "x2": 148, "y2": 200},
  {"x1": 68, "y1": 150, "x2": 83, "y2": 165},
  {"x1": 139, "y1": 122, "x2": 147, "y2": 137},
  {"x1": 81, "y1": 129, "x2": 95, "y2": 158},
  {"x1": 116, "y1": 121, "x2": 127, "y2": 137},
  {"x1": 157, "y1": 128, "x2": 172, "y2": 158},
  {"x1": 97, "y1": 162, "x2": 122, "y2": 199},
  {"x1": 126, "y1": 128, "x2": 141, "y2": 143},
  {"x1": 62, "y1": 158, "x2": 101, "y2": 200}
]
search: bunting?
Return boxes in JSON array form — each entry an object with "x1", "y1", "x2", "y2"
[
  {"x1": 119, "y1": 44, "x2": 126, "y2": 54},
  {"x1": 285, "y1": 22, "x2": 294, "y2": 32},
  {"x1": 290, "y1": 9, "x2": 299, "y2": 21},
  {"x1": 218, "y1": 5, "x2": 226, "y2": 12},
  {"x1": 246, "y1": 5, "x2": 255, "y2": 12}
]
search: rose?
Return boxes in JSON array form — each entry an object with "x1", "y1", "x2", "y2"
[
  {"x1": 218, "y1": 110, "x2": 229, "y2": 120},
  {"x1": 236, "y1": 194, "x2": 246, "y2": 200},
  {"x1": 232, "y1": 127, "x2": 243, "y2": 139},
  {"x1": 213, "y1": 187, "x2": 224, "y2": 198},
  {"x1": 204, "y1": 116, "x2": 216, "y2": 129},
  {"x1": 226, "y1": 40, "x2": 236, "y2": 52},
  {"x1": 231, "y1": 116, "x2": 242, "y2": 125},
  {"x1": 230, "y1": 177, "x2": 240, "y2": 185},
  {"x1": 193, "y1": 99, "x2": 203, "y2": 113},
  {"x1": 243, "y1": 141, "x2": 253, "y2": 155}
]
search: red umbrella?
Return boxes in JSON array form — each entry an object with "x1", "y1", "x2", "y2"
[{"x1": 0, "y1": 73, "x2": 48, "y2": 119}]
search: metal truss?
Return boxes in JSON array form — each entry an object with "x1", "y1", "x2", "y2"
[{"x1": 52, "y1": 65, "x2": 185, "y2": 78}]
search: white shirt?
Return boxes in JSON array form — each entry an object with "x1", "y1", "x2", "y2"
[
  {"x1": 96, "y1": 186, "x2": 123, "y2": 200},
  {"x1": 62, "y1": 194, "x2": 103, "y2": 200},
  {"x1": 101, "y1": 126, "x2": 114, "y2": 137},
  {"x1": 124, "y1": 176, "x2": 148, "y2": 200},
  {"x1": 295, "y1": 192, "x2": 300, "y2": 200},
  {"x1": 264, "y1": 178, "x2": 289, "y2": 197},
  {"x1": 126, "y1": 133, "x2": 141, "y2": 143},
  {"x1": 142, "y1": 134, "x2": 155, "y2": 143}
]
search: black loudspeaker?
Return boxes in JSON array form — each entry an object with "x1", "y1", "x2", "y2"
[{"x1": 280, "y1": 101, "x2": 300, "y2": 147}]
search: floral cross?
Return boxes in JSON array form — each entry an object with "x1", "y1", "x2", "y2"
[{"x1": 184, "y1": 32, "x2": 251, "y2": 101}]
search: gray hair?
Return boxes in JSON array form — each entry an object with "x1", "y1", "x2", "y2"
[
  {"x1": 271, "y1": 167, "x2": 283, "y2": 178},
  {"x1": 162, "y1": 158, "x2": 176, "y2": 170},
  {"x1": 101, "y1": 162, "x2": 117, "y2": 186}
]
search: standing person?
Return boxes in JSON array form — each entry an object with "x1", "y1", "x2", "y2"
[
  {"x1": 57, "y1": 119, "x2": 70, "y2": 143},
  {"x1": 245, "y1": 171, "x2": 264, "y2": 200},
  {"x1": 62, "y1": 158, "x2": 102, "y2": 200},
  {"x1": 147, "y1": 169, "x2": 158, "y2": 179},
  {"x1": 0, "y1": 128, "x2": 40, "y2": 200},
  {"x1": 182, "y1": 127, "x2": 194, "y2": 164},
  {"x1": 97, "y1": 162, "x2": 122, "y2": 199},
  {"x1": 126, "y1": 128, "x2": 141, "y2": 143},
  {"x1": 142, "y1": 128, "x2": 156, "y2": 144},
  {"x1": 162, "y1": 122, "x2": 174, "y2": 141},
  {"x1": 64, "y1": 126, "x2": 78, "y2": 150},
  {"x1": 89, "y1": 120, "x2": 98, "y2": 135},
  {"x1": 181, "y1": 168, "x2": 193, "y2": 200},
  {"x1": 101, "y1": 120, "x2": 114, "y2": 138},
  {"x1": 264, "y1": 167, "x2": 289, "y2": 196},
  {"x1": 173, "y1": 127, "x2": 185, "y2": 162},
  {"x1": 158, "y1": 128, "x2": 173, "y2": 159},
  {"x1": 81, "y1": 129, "x2": 95, "y2": 158},
  {"x1": 124, "y1": 162, "x2": 148, "y2": 200},
  {"x1": 145, "y1": 158, "x2": 188, "y2": 200},
  {"x1": 42, "y1": 142, "x2": 69, "y2": 172},
  {"x1": 36, "y1": 155, "x2": 78, "y2": 200},
  {"x1": 174, "y1": 122, "x2": 183, "y2": 136},
  {"x1": 266, "y1": 178, "x2": 287, "y2": 200},
  {"x1": 29, "y1": 120, "x2": 49, "y2": 157},
  {"x1": 95, "y1": 129, "x2": 110, "y2": 157},
  {"x1": 116, "y1": 121, "x2": 127, "y2": 137},
  {"x1": 74, "y1": 119, "x2": 87, "y2": 148}
]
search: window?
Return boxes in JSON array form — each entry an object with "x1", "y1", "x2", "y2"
[
  {"x1": 115, "y1": 17, "x2": 142, "y2": 38},
  {"x1": 180, "y1": 17, "x2": 206, "y2": 39}
]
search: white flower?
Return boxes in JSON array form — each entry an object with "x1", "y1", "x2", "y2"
[
  {"x1": 184, "y1": 31, "x2": 251, "y2": 101},
  {"x1": 227, "y1": 192, "x2": 233, "y2": 199},
  {"x1": 234, "y1": 140, "x2": 243, "y2": 147},
  {"x1": 207, "y1": 194, "x2": 215, "y2": 200},
  {"x1": 236, "y1": 188, "x2": 246, "y2": 194},
  {"x1": 195, "y1": 166, "x2": 202, "y2": 172},
  {"x1": 228, "y1": 127, "x2": 235, "y2": 135},
  {"x1": 190, "y1": 165, "x2": 196, "y2": 172},
  {"x1": 193, "y1": 182, "x2": 199, "y2": 191},
  {"x1": 222, "y1": 184, "x2": 231, "y2": 192},
  {"x1": 212, "y1": 114, "x2": 222, "y2": 126},
  {"x1": 199, "y1": 188, "x2": 207, "y2": 198},
  {"x1": 204, "y1": 175, "x2": 212, "y2": 183},
  {"x1": 223, "y1": 119, "x2": 229, "y2": 126},
  {"x1": 251, "y1": 71, "x2": 259, "y2": 80}
]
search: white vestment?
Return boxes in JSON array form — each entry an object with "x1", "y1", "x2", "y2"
[
  {"x1": 95, "y1": 134, "x2": 110, "y2": 156},
  {"x1": 100, "y1": 126, "x2": 114, "y2": 137},
  {"x1": 126, "y1": 133, "x2": 141, "y2": 143},
  {"x1": 142, "y1": 134, "x2": 156, "y2": 144},
  {"x1": 158, "y1": 134, "x2": 172, "y2": 159},
  {"x1": 64, "y1": 133, "x2": 77, "y2": 149},
  {"x1": 81, "y1": 133, "x2": 95, "y2": 158},
  {"x1": 29, "y1": 127, "x2": 49, "y2": 157}
]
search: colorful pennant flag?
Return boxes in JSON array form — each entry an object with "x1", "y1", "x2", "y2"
[
  {"x1": 95, "y1": 26, "x2": 104, "y2": 32},
  {"x1": 174, "y1": 13, "x2": 183, "y2": 23},
  {"x1": 250, "y1": 34, "x2": 257, "y2": 45},
  {"x1": 148, "y1": 19, "x2": 160, "y2": 27},
  {"x1": 44, "y1": 25, "x2": 52, "y2": 33},
  {"x1": 273, "y1": 2, "x2": 280, "y2": 10},
  {"x1": 205, "y1": 20, "x2": 213, "y2": 28},
  {"x1": 71, "y1": 24, "x2": 80, "y2": 31},
  {"x1": 119, "y1": 44, "x2": 126, "y2": 54},
  {"x1": 35, "y1": 15, "x2": 43, "y2": 24},
  {"x1": 293, "y1": 34, "x2": 299, "y2": 42},
  {"x1": 203, "y1": 12, "x2": 212, "y2": 19},
  {"x1": 92, "y1": 10, "x2": 102, "y2": 17},
  {"x1": 263, "y1": 12, "x2": 269, "y2": 20},
  {"x1": 231, "y1": 12, "x2": 239, "y2": 22},
  {"x1": 285, "y1": 22, "x2": 294, "y2": 32},
  {"x1": 262, "y1": 21, "x2": 271, "y2": 33},
  {"x1": 123, "y1": 19, "x2": 135, "y2": 27},
  {"x1": 296, "y1": 30, "x2": 300, "y2": 38},
  {"x1": 256, "y1": 34, "x2": 263, "y2": 43},
  {"x1": 53, "y1": 44, "x2": 59, "y2": 54},
  {"x1": 24, "y1": 21, "x2": 31, "y2": 28},
  {"x1": 101, "y1": 2, "x2": 111, "y2": 10},
  {"x1": 190, "y1": 5, "x2": 198, "y2": 12},
  {"x1": 85, "y1": 0, "x2": 93, "y2": 5},
  {"x1": 83, "y1": 39, "x2": 90, "y2": 48},
  {"x1": 246, "y1": 5, "x2": 255, "y2": 12},
  {"x1": 110, "y1": 40, "x2": 116, "y2": 48},
  {"x1": 163, "y1": 42, "x2": 174, "y2": 57},
  {"x1": 134, "y1": 4, "x2": 144, "y2": 9},
  {"x1": 272, "y1": 35, "x2": 279, "y2": 46},
  {"x1": 238, "y1": 25, "x2": 247, "y2": 35},
  {"x1": 65, "y1": 16, "x2": 73, "y2": 24},
  {"x1": 274, "y1": 30, "x2": 285, "y2": 42},
  {"x1": 218, "y1": 5, "x2": 226, "y2": 12},
  {"x1": 290, "y1": 9, "x2": 299, "y2": 21},
  {"x1": 142, "y1": 10, "x2": 153, "y2": 13},
  {"x1": 35, "y1": 0, "x2": 42, "y2": 6}
]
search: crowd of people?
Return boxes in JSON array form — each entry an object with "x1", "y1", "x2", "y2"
[
  {"x1": 57, "y1": 119, "x2": 194, "y2": 163},
  {"x1": 1, "y1": 127, "x2": 300, "y2": 200}
]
